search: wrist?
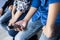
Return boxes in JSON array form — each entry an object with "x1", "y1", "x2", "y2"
[
  {"x1": 12, "y1": 12, "x2": 14, "y2": 15},
  {"x1": 12, "y1": 15, "x2": 14, "y2": 18},
  {"x1": 46, "y1": 24, "x2": 54, "y2": 28},
  {"x1": 23, "y1": 19, "x2": 28, "y2": 23}
]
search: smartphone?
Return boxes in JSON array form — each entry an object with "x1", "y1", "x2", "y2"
[{"x1": 8, "y1": 26, "x2": 14, "y2": 29}]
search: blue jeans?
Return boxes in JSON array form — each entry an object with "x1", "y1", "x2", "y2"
[
  {"x1": 15, "y1": 18, "x2": 42, "y2": 40},
  {"x1": 0, "y1": 8, "x2": 27, "y2": 37},
  {"x1": 0, "y1": 8, "x2": 18, "y2": 37},
  {"x1": 8, "y1": 13, "x2": 26, "y2": 37},
  {"x1": 0, "y1": 8, "x2": 11, "y2": 24},
  {"x1": 39, "y1": 24, "x2": 60, "y2": 40}
]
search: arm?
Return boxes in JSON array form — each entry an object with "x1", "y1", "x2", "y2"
[
  {"x1": 43, "y1": 3, "x2": 60, "y2": 38},
  {"x1": 10, "y1": 6, "x2": 37, "y2": 26},
  {"x1": 23, "y1": 7, "x2": 37, "y2": 21},
  {"x1": 9, "y1": 9, "x2": 23, "y2": 26},
  {"x1": 23, "y1": 0, "x2": 40, "y2": 21},
  {"x1": 11, "y1": 0, "x2": 40, "y2": 25},
  {"x1": 12, "y1": 6, "x2": 16, "y2": 18},
  {"x1": 12, "y1": 0, "x2": 17, "y2": 18},
  {"x1": 8, "y1": 5, "x2": 16, "y2": 26},
  {"x1": 12, "y1": 11, "x2": 23, "y2": 23},
  {"x1": 14, "y1": 0, "x2": 40, "y2": 31},
  {"x1": 46, "y1": 3, "x2": 60, "y2": 27},
  {"x1": 14, "y1": 7, "x2": 37, "y2": 31}
]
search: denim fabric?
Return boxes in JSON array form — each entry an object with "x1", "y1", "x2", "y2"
[
  {"x1": 0, "y1": 8, "x2": 11, "y2": 24},
  {"x1": 0, "y1": 8, "x2": 27, "y2": 37},
  {"x1": 39, "y1": 24, "x2": 60, "y2": 40},
  {"x1": 15, "y1": 18, "x2": 42, "y2": 40}
]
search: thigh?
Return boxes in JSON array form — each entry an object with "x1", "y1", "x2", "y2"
[
  {"x1": 0, "y1": 9, "x2": 11, "y2": 23},
  {"x1": 39, "y1": 32, "x2": 58, "y2": 40},
  {"x1": 0, "y1": 23, "x2": 18, "y2": 37},
  {"x1": 15, "y1": 19, "x2": 42, "y2": 40},
  {"x1": 8, "y1": 30, "x2": 18, "y2": 37},
  {"x1": 39, "y1": 24, "x2": 60, "y2": 40}
]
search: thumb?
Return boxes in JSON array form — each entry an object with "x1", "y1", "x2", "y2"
[{"x1": 8, "y1": 23, "x2": 11, "y2": 26}]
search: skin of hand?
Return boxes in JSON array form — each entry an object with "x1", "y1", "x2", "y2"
[
  {"x1": 43, "y1": 25, "x2": 56, "y2": 38},
  {"x1": 43, "y1": 3, "x2": 60, "y2": 38},
  {"x1": 8, "y1": 18, "x2": 15, "y2": 26},
  {"x1": 9, "y1": 11, "x2": 23, "y2": 26},
  {"x1": 14, "y1": 19, "x2": 28, "y2": 31},
  {"x1": 9, "y1": 5, "x2": 22, "y2": 26},
  {"x1": 13, "y1": 7, "x2": 37, "y2": 31}
]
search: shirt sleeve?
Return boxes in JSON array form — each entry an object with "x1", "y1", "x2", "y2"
[
  {"x1": 31, "y1": 0, "x2": 40, "y2": 8},
  {"x1": 49, "y1": 0, "x2": 60, "y2": 4}
]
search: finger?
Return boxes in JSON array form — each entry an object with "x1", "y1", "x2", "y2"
[
  {"x1": 14, "y1": 28, "x2": 18, "y2": 31},
  {"x1": 15, "y1": 22, "x2": 19, "y2": 25},
  {"x1": 17, "y1": 28, "x2": 21, "y2": 31},
  {"x1": 20, "y1": 27, "x2": 23, "y2": 31},
  {"x1": 8, "y1": 23, "x2": 11, "y2": 26},
  {"x1": 15, "y1": 21, "x2": 23, "y2": 25},
  {"x1": 12, "y1": 23, "x2": 15, "y2": 26},
  {"x1": 20, "y1": 25, "x2": 24, "y2": 31},
  {"x1": 15, "y1": 28, "x2": 21, "y2": 31}
]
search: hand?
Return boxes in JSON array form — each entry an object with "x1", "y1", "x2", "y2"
[
  {"x1": 9, "y1": 5, "x2": 13, "y2": 11},
  {"x1": 8, "y1": 19, "x2": 15, "y2": 26},
  {"x1": 42, "y1": 26, "x2": 55, "y2": 38},
  {"x1": 15, "y1": 20, "x2": 28, "y2": 31}
]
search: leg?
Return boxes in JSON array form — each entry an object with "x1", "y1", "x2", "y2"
[
  {"x1": 7, "y1": 13, "x2": 26, "y2": 37},
  {"x1": 0, "y1": 7, "x2": 18, "y2": 37},
  {"x1": 8, "y1": 30, "x2": 18, "y2": 37},
  {"x1": 0, "y1": 5, "x2": 13, "y2": 24},
  {"x1": 39, "y1": 32, "x2": 58, "y2": 40},
  {"x1": 39, "y1": 24, "x2": 60, "y2": 40},
  {"x1": 7, "y1": 11, "x2": 27, "y2": 38},
  {"x1": 15, "y1": 19, "x2": 42, "y2": 40},
  {"x1": 0, "y1": 8, "x2": 12, "y2": 31},
  {"x1": 0, "y1": 8, "x2": 11, "y2": 24}
]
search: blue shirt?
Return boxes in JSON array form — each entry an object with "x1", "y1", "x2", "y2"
[
  {"x1": 31, "y1": 0, "x2": 41, "y2": 22},
  {"x1": 31, "y1": 0, "x2": 60, "y2": 25}
]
